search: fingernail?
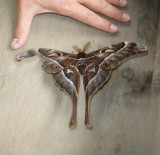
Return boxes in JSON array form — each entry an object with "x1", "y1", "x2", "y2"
[
  {"x1": 120, "y1": 0, "x2": 127, "y2": 6},
  {"x1": 123, "y1": 13, "x2": 130, "y2": 22},
  {"x1": 111, "y1": 24, "x2": 118, "y2": 32},
  {"x1": 10, "y1": 38, "x2": 19, "y2": 48}
]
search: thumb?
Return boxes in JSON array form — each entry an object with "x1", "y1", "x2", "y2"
[{"x1": 11, "y1": 8, "x2": 34, "y2": 50}]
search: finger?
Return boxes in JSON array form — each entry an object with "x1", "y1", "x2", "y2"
[
  {"x1": 63, "y1": 2, "x2": 118, "y2": 33},
  {"x1": 105, "y1": 0, "x2": 127, "y2": 7},
  {"x1": 11, "y1": 6, "x2": 34, "y2": 50},
  {"x1": 79, "y1": 0, "x2": 130, "y2": 23}
]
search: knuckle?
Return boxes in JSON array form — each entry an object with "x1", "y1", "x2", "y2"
[
  {"x1": 114, "y1": 0, "x2": 121, "y2": 5},
  {"x1": 114, "y1": 9, "x2": 123, "y2": 18},
  {"x1": 59, "y1": 0, "x2": 77, "y2": 15},
  {"x1": 15, "y1": 25, "x2": 26, "y2": 34},
  {"x1": 101, "y1": 20, "x2": 112, "y2": 32},
  {"x1": 97, "y1": 0, "x2": 106, "y2": 9},
  {"x1": 85, "y1": 12, "x2": 96, "y2": 24}
]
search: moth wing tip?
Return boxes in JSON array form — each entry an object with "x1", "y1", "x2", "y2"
[{"x1": 16, "y1": 56, "x2": 21, "y2": 62}]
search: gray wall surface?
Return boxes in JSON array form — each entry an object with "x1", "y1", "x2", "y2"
[{"x1": 0, "y1": 0, "x2": 160, "y2": 155}]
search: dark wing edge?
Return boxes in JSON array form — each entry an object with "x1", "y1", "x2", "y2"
[
  {"x1": 83, "y1": 68, "x2": 112, "y2": 128},
  {"x1": 83, "y1": 42, "x2": 148, "y2": 128},
  {"x1": 50, "y1": 70, "x2": 80, "y2": 128},
  {"x1": 41, "y1": 52, "x2": 80, "y2": 128},
  {"x1": 16, "y1": 48, "x2": 80, "y2": 128},
  {"x1": 16, "y1": 48, "x2": 77, "y2": 62},
  {"x1": 100, "y1": 42, "x2": 148, "y2": 70}
]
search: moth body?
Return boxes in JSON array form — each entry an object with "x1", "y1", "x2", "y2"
[{"x1": 16, "y1": 42, "x2": 148, "y2": 129}]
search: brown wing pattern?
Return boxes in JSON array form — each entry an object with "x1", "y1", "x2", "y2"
[
  {"x1": 16, "y1": 42, "x2": 148, "y2": 129},
  {"x1": 100, "y1": 42, "x2": 148, "y2": 70},
  {"x1": 83, "y1": 42, "x2": 148, "y2": 127},
  {"x1": 16, "y1": 48, "x2": 80, "y2": 128},
  {"x1": 83, "y1": 42, "x2": 126, "y2": 127}
]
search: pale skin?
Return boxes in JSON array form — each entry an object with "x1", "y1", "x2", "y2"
[{"x1": 10, "y1": 0, "x2": 130, "y2": 50}]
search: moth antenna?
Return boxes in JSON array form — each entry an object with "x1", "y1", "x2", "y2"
[
  {"x1": 72, "y1": 45, "x2": 83, "y2": 53},
  {"x1": 82, "y1": 42, "x2": 91, "y2": 53}
]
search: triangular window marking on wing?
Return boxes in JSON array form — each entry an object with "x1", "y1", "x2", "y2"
[
  {"x1": 16, "y1": 42, "x2": 148, "y2": 128},
  {"x1": 105, "y1": 49, "x2": 115, "y2": 53},
  {"x1": 48, "y1": 52, "x2": 58, "y2": 57},
  {"x1": 67, "y1": 68, "x2": 74, "y2": 74},
  {"x1": 89, "y1": 67, "x2": 96, "y2": 73},
  {"x1": 100, "y1": 48, "x2": 115, "y2": 53},
  {"x1": 86, "y1": 64, "x2": 96, "y2": 73}
]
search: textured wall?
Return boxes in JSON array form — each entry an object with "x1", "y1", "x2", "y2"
[{"x1": 0, "y1": 0, "x2": 159, "y2": 155}]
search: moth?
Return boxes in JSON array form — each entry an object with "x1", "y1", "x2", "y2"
[{"x1": 16, "y1": 42, "x2": 148, "y2": 128}]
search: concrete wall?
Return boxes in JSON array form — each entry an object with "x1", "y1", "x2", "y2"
[{"x1": 0, "y1": 0, "x2": 159, "y2": 155}]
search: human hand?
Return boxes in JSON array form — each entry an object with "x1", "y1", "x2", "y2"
[{"x1": 11, "y1": 0, "x2": 130, "y2": 50}]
